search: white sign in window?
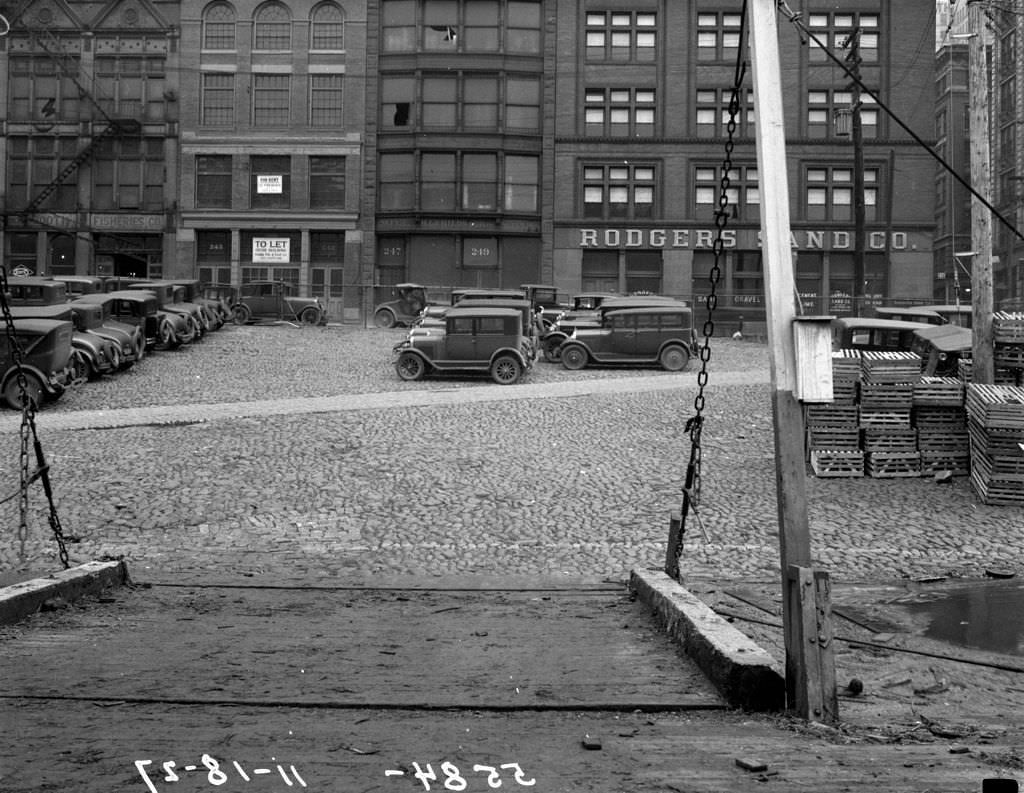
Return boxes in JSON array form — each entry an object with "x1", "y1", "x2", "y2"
[
  {"x1": 252, "y1": 238, "x2": 290, "y2": 263},
  {"x1": 257, "y1": 175, "x2": 283, "y2": 194}
]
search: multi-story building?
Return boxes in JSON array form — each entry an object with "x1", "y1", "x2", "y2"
[
  {"x1": 0, "y1": 0, "x2": 181, "y2": 280},
  {"x1": 176, "y1": 0, "x2": 366, "y2": 320},
  {"x1": 3, "y1": 0, "x2": 939, "y2": 321}
]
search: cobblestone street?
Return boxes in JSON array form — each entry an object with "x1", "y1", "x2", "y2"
[{"x1": 1, "y1": 324, "x2": 1017, "y2": 586}]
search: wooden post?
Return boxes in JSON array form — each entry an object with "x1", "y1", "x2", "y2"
[
  {"x1": 748, "y1": 0, "x2": 837, "y2": 720},
  {"x1": 967, "y1": 4, "x2": 995, "y2": 384}
]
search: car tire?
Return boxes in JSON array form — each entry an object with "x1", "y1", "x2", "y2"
[
  {"x1": 396, "y1": 352, "x2": 426, "y2": 381},
  {"x1": 70, "y1": 350, "x2": 92, "y2": 383},
  {"x1": 232, "y1": 305, "x2": 251, "y2": 325},
  {"x1": 543, "y1": 336, "x2": 564, "y2": 363},
  {"x1": 560, "y1": 344, "x2": 588, "y2": 370},
  {"x1": 375, "y1": 309, "x2": 397, "y2": 329},
  {"x1": 3, "y1": 372, "x2": 43, "y2": 411},
  {"x1": 156, "y1": 319, "x2": 178, "y2": 350},
  {"x1": 299, "y1": 307, "x2": 321, "y2": 325},
  {"x1": 659, "y1": 344, "x2": 690, "y2": 372},
  {"x1": 491, "y1": 354, "x2": 522, "y2": 385}
]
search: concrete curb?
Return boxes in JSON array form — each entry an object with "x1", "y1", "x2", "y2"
[
  {"x1": 0, "y1": 560, "x2": 131, "y2": 626},
  {"x1": 629, "y1": 568, "x2": 786, "y2": 711}
]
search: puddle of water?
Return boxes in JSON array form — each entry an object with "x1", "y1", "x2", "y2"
[{"x1": 904, "y1": 580, "x2": 1024, "y2": 656}]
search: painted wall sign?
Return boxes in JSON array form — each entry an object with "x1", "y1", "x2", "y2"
[{"x1": 577, "y1": 227, "x2": 912, "y2": 252}]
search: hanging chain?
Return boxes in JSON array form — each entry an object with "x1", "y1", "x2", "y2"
[
  {"x1": 0, "y1": 268, "x2": 70, "y2": 568},
  {"x1": 674, "y1": 4, "x2": 749, "y2": 568}
]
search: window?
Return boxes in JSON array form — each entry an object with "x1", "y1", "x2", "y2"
[
  {"x1": 379, "y1": 153, "x2": 415, "y2": 209},
  {"x1": 310, "y1": 74, "x2": 343, "y2": 126},
  {"x1": 421, "y1": 152, "x2": 456, "y2": 210},
  {"x1": 807, "y1": 13, "x2": 878, "y2": 64},
  {"x1": 381, "y1": 73, "x2": 538, "y2": 133},
  {"x1": 464, "y1": 1, "x2": 499, "y2": 51},
  {"x1": 94, "y1": 55, "x2": 166, "y2": 122},
  {"x1": 7, "y1": 234, "x2": 38, "y2": 275},
  {"x1": 381, "y1": 75, "x2": 414, "y2": 128},
  {"x1": 203, "y1": 2, "x2": 236, "y2": 49},
  {"x1": 382, "y1": 0, "x2": 416, "y2": 52},
  {"x1": 505, "y1": 76, "x2": 540, "y2": 130},
  {"x1": 8, "y1": 55, "x2": 81, "y2": 124},
  {"x1": 696, "y1": 88, "x2": 754, "y2": 138},
  {"x1": 808, "y1": 89, "x2": 878, "y2": 139},
  {"x1": 310, "y1": 232, "x2": 345, "y2": 299},
  {"x1": 625, "y1": 251, "x2": 662, "y2": 294},
  {"x1": 92, "y1": 137, "x2": 165, "y2": 211},
  {"x1": 250, "y1": 155, "x2": 291, "y2": 208},
  {"x1": 309, "y1": 156, "x2": 345, "y2": 208},
  {"x1": 504, "y1": 155, "x2": 538, "y2": 212},
  {"x1": 311, "y1": 2, "x2": 344, "y2": 50},
  {"x1": 422, "y1": 74, "x2": 458, "y2": 127},
  {"x1": 585, "y1": 88, "x2": 655, "y2": 137},
  {"x1": 805, "y1": 166, "x2": 878, "y2": 221},
  {"x1": 585, "y1": 11, "x2": 657, "y2": 62},
  {"x1": 254, "y1": 2, "x2": 291, "y2": 50},
  {"x1": 582, "y1": 163, "x2": 656, "y2": 220},
  {"x1": 697, "y1": 12, "x2": 743, "y2": 61},
  {"x1": 197, "y1": 231, "x2": 231, "y2": 286},
  {"x1": 253, "y1": 74, "x2": 290, "y2": 126},
  {"x1": 196, "y1": 155, "x2": 233, "y2": 208},
  {"x1": 463, "y1": 153, "x2": 497, "y2": 210},
  {"x1": 7, "y1": 136, "x2": 79, "y2": 211},
  {"x1": 507, "y1": 1, "x2": 541, "y2": 53},
  {"x1": 201, "y1": 73, "x2": 235, "y2": 126},
  {"x1": 582, "y1": 250, "x2": 619, "y2": 293},
  {"x1": 382, "y1": 0, "x2": 540, "y2": 54},
  {"x1": 465, "y1": 75, "x2": 499, "y2": 129},
  {"x1": 694, "y1": 165, "x2": 759, "y2": 221}
]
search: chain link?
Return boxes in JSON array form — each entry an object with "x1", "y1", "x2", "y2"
[
  {"x1": 0, "y1": 268, "x2": 70, "y2": 568},
  {"x1": 674, "y1": 3, "x2": 749, "y2": 571}
]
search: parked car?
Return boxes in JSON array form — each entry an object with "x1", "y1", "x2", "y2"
[
  {"x1": 69, "y1": 296, "x2": 146, "y2": 367},
  {"x1": 542, "y1": 295, "x2": 687, "y2": 362},
  {"x1": 200, "y1": 284, "x2": 238, "y2": 324},
  {"x1": 910, "y1": 324, "x2": 973, "y2": 376},
  {"x1": 0, "y1": 318, "x2": 74, "y2": 409},
  {"x1": 558, "y1": 305, "x2": 697, "y2": 372},
  {"x1": 232, "y1": 280, "x2": 326, "y2": 325},
  {"x1": 77, "y1": 290, "x2": 184, "y2": 351},
  {"x1": 169, "y1": 279, "x2": 225, "y2": 330},
  {"x1": 917, "y1": 304, "x2": 973, "y2": 328},
  {"x1": 129, "y1": 280, "x2": 209, "y2": 338},
  {"x1": 831, "y1": 317, "x2": 936, "y2": 353},
  {"x1": 5, "y1": 276, "x2": 70, "y2": 305},
  {"x1": 871, "y1": 306, "x2": 945, "y2": 325},
  {"x1": 519, "y1": 283, "x2": 570, "y2": 326},
  {"x1": 52, "y1": 275, "x2": 107, "y2": 297},
  {"x1": 9, "y1": 304, "x2": 119, "y2": 381},
  {"x1": 373, "y1": 283, "x2": 436, "y2": 328},
  {"x1": 392, "y1": 306, "x2": 534, "y2": 385}
]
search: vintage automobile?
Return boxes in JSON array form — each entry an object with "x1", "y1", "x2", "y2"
[
  {"x1": 910, "y1": 324, "x2": 973, "y2": 377},
  {"x1": 831, "y1": 317, "x2": 936, "y2": 353},
  {"x1": 167, "y1": 279, "x2": 225, "y2": 330},
  {"x1": 519, "y1": 283, "x2": 570, "y2": 326},
  {"x1": 392, "y1": 306, "x2": 534, "y2": 385},
  {"x1": 200, "y1": 283, "x2": 238, "y2": 324},
  {"x1": 9, "y1": 304, "x2": 119, "y2": 381},
  {"x1": 5, "y1": 276, "x2": 70, "y2": 305},
  {"x1": 0, "y1": 318, "x2": 74, "y2": 409},
  {"x1": 129, "y1": 280, "x2": 210, "y2": 338},
  {"x1": 69, "y1": 296, "x2": 146, "y2": 367},
  {"x1": 373, "y1": 283, "x2": 436, "y2": 328},
  {"x1": 52, "y1": 275, "x2": 107, "y2": 297},
  {"x1": 871, "y1": 305, "x2": 945, "y2": 325},
  {"x1": 77, "y1": 290, "x2": 185, "y2": 351},
  {"x1": 558, "y1": 305, "x2": 697, "y2": 372},
  {"x1": 232, "y1": 280, "x2": 326, "y2": 325},
  {"x1": 542, "y1": 295, "x2": 686, "y2": 362},
  {"x1": 917, "y1": 304, "x2": 973, "y2": 328}
]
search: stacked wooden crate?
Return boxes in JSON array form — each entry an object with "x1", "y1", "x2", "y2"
[
  {"x1": 966, "y1": 384, "x2": 1024, "y2": 505},
  {"x1": 859, "y1": 352, "x2": 923, "y2": 477},
  {"x1": 994, "y1": 312, "x2": 1024, "y2": 378},
  {"x1": 805, "y1": 350, "x2": 863, "y2": 477},
  {"x1": 913, "y1": 377, "x2": 970, "y2": 475}
]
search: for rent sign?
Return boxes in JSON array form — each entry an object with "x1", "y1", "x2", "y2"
[{"x1": 252, "y1": 238, "x2": 290, "y2": 263}]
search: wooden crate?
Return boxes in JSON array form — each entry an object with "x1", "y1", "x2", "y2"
[
  {"x1": 966, "y1": 384, "x2": 1024, "y2": 429},
  {"x1": 860, "y1": 351, "x2": 923, "y2": 383},
  {"x1": 831, "y1": 379, "x2": 858, "y2": 404},
  {"x1": 995, "y1": 345, "x2": 1024, "y2": 369},
  {"x1": 920, "y1": 452, "x2": 970, "y2": 476},
  {"x1": 862, "y1": 427, "x2": 917, "y2": 452},
  {"x1": 860, "y1": 383, "x2": 915, "y2": 410},
  {"x1": 810, "y1": 450, "x2": 864, "y2": 478},
  {"x1": 806, "y1": 427, "x2": 860, "y2": 454},
  {"x1": 913, "y1": 406, "x2": 968, "y2": 428},
  {"x1": 805, "y1": 404, "x2": 859, "y2": 427},
  {"x1": 866, "y1": 451, "x2": 921, "y2": 478},
  {"x1": 916, "y1": 427, "x2": 969, "y2": 452},
  {"x1": 993, "y1": 312, "x2": 1024, "y2": 344},
  {"x1": 912, "y1": 377, "x2": 965, "y2": 407},
  {"x1": 971, "y1": 470, "x2": 1024, "y2": 505},
  {"x1": 859, "y1": 408, "x2": 911, "y2": 427}
]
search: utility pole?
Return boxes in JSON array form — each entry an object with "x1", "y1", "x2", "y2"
[
  {"x1": 749, "y1": 0, "x2": 837, "y2": 722},
  {"x1": 846, "y1": 28, "x2": 866, "y2": 317},
  {"x1": 967, "y1": 1, "x2": 995, "y2": 383}
]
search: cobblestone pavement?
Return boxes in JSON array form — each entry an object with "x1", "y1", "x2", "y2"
[{"x1": 0, "y1": 323, "x2": 1019, "y2": 586}]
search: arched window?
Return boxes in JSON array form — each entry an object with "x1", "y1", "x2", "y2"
[
  {"x1": 254, "y1": 2, "x2": 291, "y2": 50},
  {"x1": 311, "y1": 3, "x2": 344, "y2": 50},
  {"x1": 203, "y1": 2, "x2": 236, "y2": 50}
]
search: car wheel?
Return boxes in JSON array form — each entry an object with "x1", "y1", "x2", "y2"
[
  {"x1": 299, "y1": 307, "x2": 321, "y2": 325},
  {"x1": 156, "y1": 319, "x2": 178, "y2": 350},
  {"x1": 108, "y1": 347, "x2": 121, "y2": 373},
  {"x1": 543, "y1": 336, "x2": 563, "y2": 363},
  {"x1": 232, "y1": 305, "x2": 251, "y2": 325},
  {"x1": 396, "y1": 352, "x2": 426, "y2": 381},
  {"x1": 3, "y1": 373, "x2": 43, "y2": 411},
  {"x1": 659, "y1": 344, "x2": 690, "y2": 372},
  {"x1": 560, "y1": 344, "x2": 588, "y2": 370},
  {"x1": 491, "y1": 354, "x2": 522, "y2": 385},
  {"x1": 133, "y1": 335, "x2": 146, "y2": 363},
  {"x1": 71, "y1": 350, "x2": 92, "y2": 383},
  {"x1": 375, "y1": 309, "x2": 396, "y2": 329}
]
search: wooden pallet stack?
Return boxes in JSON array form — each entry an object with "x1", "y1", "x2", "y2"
[
  {"x1": 994, "y1": 312, "x2": 1024, "y2": 378},
  {"x1": 859, "y1": 352, "x2": 923, "y2": 477},
  {"x1": 965, "y1": 384, "x2": 1024, "y2": 505},
  {"x1": 805, "y1": 351, "x2": 863, "y2": 477},
  {"x1": 913, "y1": 377, "x2": 970, "y2": 475}
]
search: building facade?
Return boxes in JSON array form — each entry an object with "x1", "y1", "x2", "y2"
[{"x1": 3, "y1": 0, "x2": 940, "y2": 321}]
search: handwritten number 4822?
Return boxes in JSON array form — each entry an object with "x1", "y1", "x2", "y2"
[{"x1": 407, "y1": 761, "x2": 535, "y2": 790}]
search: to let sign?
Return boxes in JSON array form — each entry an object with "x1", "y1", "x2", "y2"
[{"x1": 252, "y1": 238, "x2": 290, "y2": 263}]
